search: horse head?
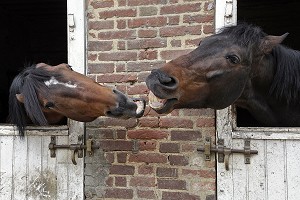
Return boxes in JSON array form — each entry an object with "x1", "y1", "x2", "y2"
[
  {"x1": 146, "y1": 23, "x2": 288, "y2": 114},
  {"x1": 9, "y1": 63, "x2": 145, "y2": 136}
]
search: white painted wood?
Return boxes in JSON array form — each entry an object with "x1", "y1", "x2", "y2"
[{"x1": 216, "y1": 2, "x2": 300, "y2": 200}]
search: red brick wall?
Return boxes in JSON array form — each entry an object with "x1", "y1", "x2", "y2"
[{"x1": 85, "y1": 0, "x2": 216, "y2": 199}]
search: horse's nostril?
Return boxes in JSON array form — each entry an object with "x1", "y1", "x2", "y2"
[{"x1": 161, "y1": 76, "x2": 177, "y2": 88}]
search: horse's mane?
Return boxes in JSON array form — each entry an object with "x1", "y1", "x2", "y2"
[
  {"x1": 221, "y1": 23, "x2": 300, "y2": 104},
  {"x1": 269, "y1": 46, "x2": 300, "y2": 104},
  {"x1": 8, "y1": 64, "x2": 58, "y2": 136}
]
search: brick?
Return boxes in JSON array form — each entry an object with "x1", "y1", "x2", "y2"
[
  {"x1": 127, "y1": 61, "x2": 165, "y2": 72},
  {"x1": 87, "y1": 63, "x2": 114, "y2": 74},
  {"x1": 157, "y1": 179, "x2": 186, "y2": 190},
  {"x1": 138, "y1": 29, "x2": 157, "y2": 38},
  {"x1": 91, "y1": 0, "x2": 114, "y2": 9},
  {"x1": 159, "y1": 117, "x2": 193, "y2": 128},
  {"x1": 128, "y1": 0, "x2": 163, "y2": 6},
  {"x1": 139, "y1": 49, "x2": 158, "y2": 60},
  {"x1": 86, "y1": 128, "x2": 114, "y2": 139},
  {"x1": 203, "y1": 25, "x2": 214, "y2": 34},
  {"x1": 182, "y1": 169, "x2": 216, "y2": 179},
  {"x1": 160, "y1": 3, "x2": 201, "y2": 15},
  {"x1": 98, "y1": 52, "x2": 137, "y2": 61},
  {"x1": 159, "y1": 143, "x2": 180, "y2": 153},
  {"x1": 117, "y1": 152, "x2": 127, "y2": 163},
  {"x1": 169, "y1": 155, "x2": 189, "y2": 166},
  {"x1": 130, "y1": 176, "x2": 156, "y2": 187},
  {"x1": 138, "y1": 165, "x2": 154, "y2": 175},
  {"x1": 105, "y1": 152, "x2": 115, "y2": 163},
  {"x1": 128, "y1": 16, "x2": 167, "y2": 28},
  {"x1": 185, "y1": 38, "x2": 202, "y2": 46},
  {"x1": 117, "y1": 41, "x2": 126, "y2": 50},
  {"x1": 171, "y1": 130, "x2": 202, "y2": 141},
  {"x1": 88, "y1": 41, "x2": 113, "y2": 51},
  {"x1": 139, "y1": 140, "x2": 157, "y2": 151},
  {"x1": 128, "y1": 38, "x2": 167, "y2": 50},
  {"x1": 139, "y1": 6, "x2": 158, "y2": 16},
  {"x1": 117, "y1": 19, "x2": 126, "y2": 29},
  {"x1": 170, "y1": 39, "x2": 181, "y2": 47},
  {"x1": 97, "y1": 73, "x2": 137, "y2": 83},
  {"x1": 182, "y1": 108, "x2": 215, "y2": 117},
  {"x1": 98, "y1": 30, "x2": 136, "y2": 40},
  {"x1": 105, "y1": 188, "x2": 133, "y2": 199},
  {"x1": 196, "y1": 118, "x2": 215, "y2": 127},
  {"x1": 110, "y1": 165, "x2": 135, "y2": 175},
  {"x1": 137, "y1": 190, "x2": 156, "y2": 199},
  {"x1": 160, "y1": 25, "x2": 202, "y2": 37},
  {"x1": 88, "y1": 53, "x2": 97, "y2": 61},
  {"x1": 168, "y1": 16, "x2": 180, "y2": 25},
  {"x1": 127, "y1": 129, "x2": 168, "y2": 139},
  {"x1": 99, "y1": 8, "x2": 137, "y2": 19},
  {"x1": 89, "y1": 21, "x2": 114, "y2": 30},
  {"x1": 129, "y1": 153, "x2": 168, "y2": 163},
  {"x1": 160, "y1": 49, "x2": 193, "y2": 60},
  {"x1": 162, "y1": 192, "x2": 200, "y2": 200},
  {"x1": 115, "y1": 176, "x2": 127, "y2": 187},
  {"x1": 156, "y1": 167, "x2": 178, "y2": 177},
  {"x1": 99, "y1": 140, "x2": 133, "y2": 151},
  {"x1": 127, "y1": 84, "x2": 148, "y2": 95},
  {"x1": 183, "y1": 14, "x2": 214, "y2": 24},
  {"x1": 139, "y1": 117, "x2": 159, "y2": 128}
]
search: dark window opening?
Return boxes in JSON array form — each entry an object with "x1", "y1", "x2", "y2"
[
  {"x1": 0, "y1": 0, "x2": 67, "y2": 123},
  {"x1": 237, "y1": 0, "x2": 300, "y2": 127}
]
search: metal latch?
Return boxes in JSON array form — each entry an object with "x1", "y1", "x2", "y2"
[
  {"x1": 197, "y1": 137, "x2": 258, "y2": 170},
  {"x1": 49, "y1": 135, "x2": 100, "y2": 165}
]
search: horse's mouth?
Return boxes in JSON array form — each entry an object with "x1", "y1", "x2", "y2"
[
  {"x1": 148, "y1": 91, "x2": 178, "y2": 114},
  {"x1": 132, "y1": 98, "x2": 146, "y2": 117}
]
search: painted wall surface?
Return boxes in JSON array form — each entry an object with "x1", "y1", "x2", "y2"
[{"x1": 85, "y1": 1, "x2": 216, "y2": 199}]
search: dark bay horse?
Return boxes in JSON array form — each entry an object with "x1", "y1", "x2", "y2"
[
  {"x1": 9, "y1": 63, "x2": 145, "y2": 136},
  {"x1": 146, "y1": 23, "x2": 300, "y2": 127}
]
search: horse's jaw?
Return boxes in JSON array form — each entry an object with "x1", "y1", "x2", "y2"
[{"x1": 148, "y1": 91, "x2": 178, "y2": 114}]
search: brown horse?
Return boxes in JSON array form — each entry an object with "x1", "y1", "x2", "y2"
[
  {"x1": 146, "y1": 23, "x2": 300, "y2": 127},
  {"x1": 9, "y1": 63, "x2": 145, "y2": 136}
]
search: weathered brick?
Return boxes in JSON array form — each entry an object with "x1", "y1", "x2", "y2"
[
  {"x1": 183, "y1": 14, "x2": 214, "y2": 24},
  {"x1": 138, "y1": 165, "x2": 154, "y2": 175},
  {"x1": 171, "y1": 130, "x2": 202, "y2": 141},
  {"x1": 88, "y1": 41, "x2": 113, "y2": 51},
  {"x1": 105, "y1": 188, "x2": 133, "y2": 199},
  {"x1": 159, "y1": 143, "x2": 180, "y2": 153},
  {"x1": 138, "y1": 29, "x2": 157, "y2": 38},
  {"x1": 157, "y1": 179, "x2": 186, "y2": 190},
  {"x1": 139, "y1": 117, "x2": 159, "y2": 128},
  {"x1": 139, "y1": 140, "x2": 157, "y2": 151},
  {"x1": 87, "y1": 63, "x2": 114, "y2": 74},
  {"x1": 98, "y1": 30, "x2": 136, "y2": 40},
  {"x1": 139, "y1": 49, "x2": 158, "y2": 60},
  {"x1": 97, "y1": 73, "x2": 137, "y2": 83},
  {"x1": 160, "y1": 3, "x2": 201, "y2": 15},
  {"x1": 168, "y1": 155, "x2": 189, "y2": 166},
  {"x1": 162, "y1": 191, "x2": 200, "y2": 200},
  {"x1": 182, "y1": 169, "x2": 216, "y2": 179},
  {"x1": 129, "y1": 153, "x2": 168, "y2": 163},
  {"x1": 196, "y1": 118, "x2": 215, "y2": 127},
  {"x1": 203, "y1": 24, "x2": 214, "y2": 34},
  {"x1": 128, "y1": 0, "x2": 163, "y2": 6},
  {"x1": 117, "y1": 152, "x2": 127, "y2": 163},
  {"x1": 91, "y1": 0, "x2": 114, "y2": 9},
  {"x1": 89, "y1": 21, "x2": 114, "y2": 30},
  {"x1": 115, "y1": 176, "x2": 127, "y2": 187},
  {"x1": 110, "y1": 165, "x2": 135, "y2": 175},
  {"x1": 139, "y1": 6, "x2": 158, "y2": 16},
  {"x1": 127, "y1": 129, "x2": 168, "y2": 139},
  {"x1": 98, "y1": 51, "x2": 137, "y2": 61},
  {"x1": 128, "y1": 38, "x2": 167, "y2": 50},
  {"x1": 137, "y1": 190, "x2": 156, "y2": 199},
  {"x1": 159, "y1": 117, "x2": 193, "y2": 128},
  {"x1": 127, "y1": 61, "x2": 165, "y2": 72},
  {"x1": 156, "y1": 167, "x2": 178, "y2": 177},
  {"x1": 160, "y1": 49, "x2": 193, "y2": 60},
  {"x1": 100, "y1": 140, "x2": 133, "y2": 151},
  {"x1": 128, "y1": 16, "x2": 167, "y2": 28},
  {"x1": 99, "y1": 8, "x2": 137, "y2": 19},
  {"x1": 127, "y1": 84, "x2": 148, "y2": 95},
  {"x1": 160, "y1": 25, "x2": 202, "y2": 37},
  {"x1": 130, "y1": 176, "x2": 156, "y2": 187}
]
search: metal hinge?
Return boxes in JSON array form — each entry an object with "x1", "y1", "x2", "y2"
[
  {"x1": 197, "y1": 137, "x2": 258, "y2": 170},
  {"x1": 49, "y1": 135, "x2": 100, "y2": 165}
]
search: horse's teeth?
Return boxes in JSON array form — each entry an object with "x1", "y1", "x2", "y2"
[{"x1": 148, "y1": 91, "x2": 166, "y2": 109}]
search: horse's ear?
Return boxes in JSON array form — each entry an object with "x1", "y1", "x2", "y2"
[
  {"x1": 16, "y1": 94, "x2": 24, "y2": 103},
  {"x1": 261, "y1": 33, "x2": 289, "y2": 53}
]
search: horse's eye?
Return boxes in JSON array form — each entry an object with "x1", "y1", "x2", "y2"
[
  {"x1": 225, "y1": 55, "x2": 240, "y2": 64},
  {"x1": 45, "y1": 102, "x2": 55, "y2": 109}
]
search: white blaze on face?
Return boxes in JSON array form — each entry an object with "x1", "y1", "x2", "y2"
[{"x1": 44, "y1": 76, "x2": 77, "y2": 88}]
